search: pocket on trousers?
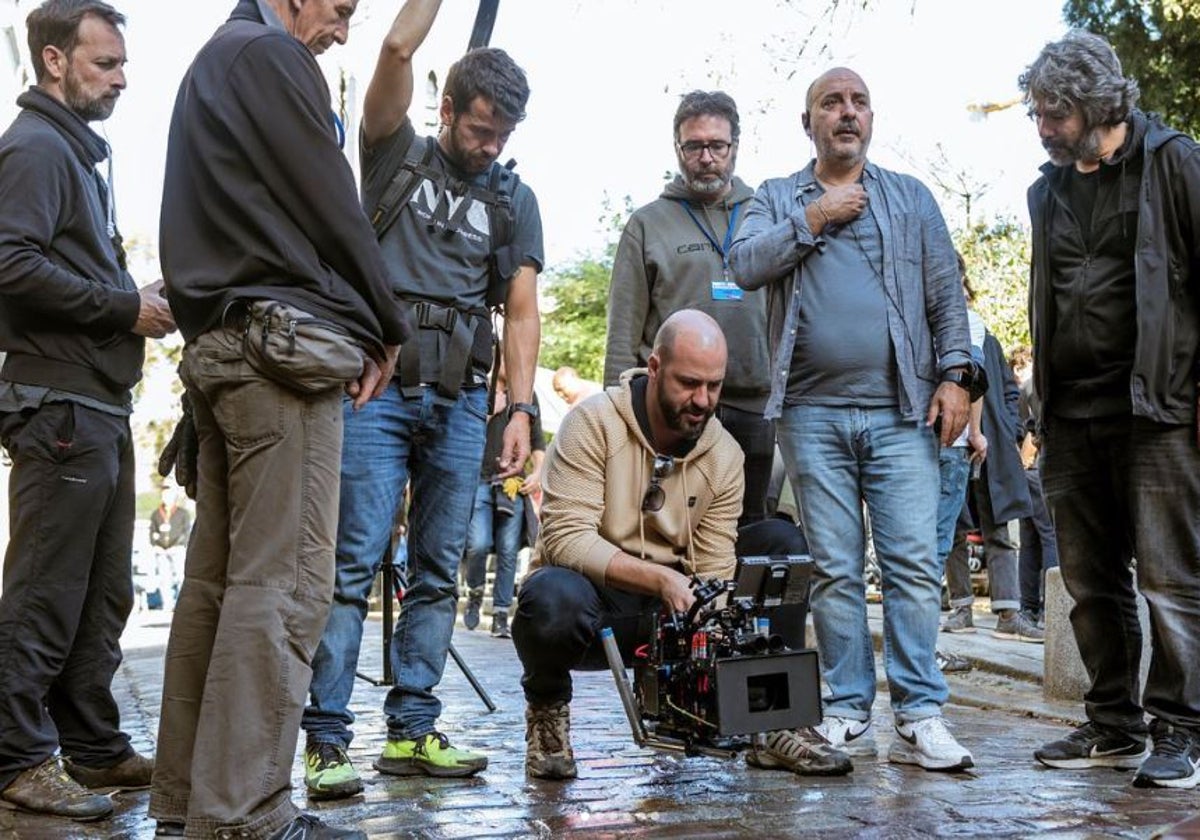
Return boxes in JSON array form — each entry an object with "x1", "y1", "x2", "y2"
[{"x1": 242, "y1": 300, "x2": 364, "y2": 395}]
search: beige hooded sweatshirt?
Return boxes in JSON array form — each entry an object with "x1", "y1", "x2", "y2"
[{"x1": 529, "y1": 369, "x2": 745, "y2": 587}]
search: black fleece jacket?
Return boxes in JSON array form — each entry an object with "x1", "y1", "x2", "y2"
[
  {"x1": 160, "y1": 0, "x2": 410, "y2": 352},
  {"x1": 0, "y1": 87, "x2": 144, "y2": 405}
]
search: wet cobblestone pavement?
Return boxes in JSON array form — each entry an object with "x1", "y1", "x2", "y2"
[{"x1": 2, "y1": 609, "x2": 1198, "y2": 839}]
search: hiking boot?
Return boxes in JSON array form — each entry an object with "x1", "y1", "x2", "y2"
[
  {"x1": 1132, "y1": 723, "x2": 1200, "y2": 789},
  {"x1": 491, "y1": 610, "x2": 511, "y2": 638},
  {"x1": 1034, "y1": 721, "x2": 1148, "y2": 769},
  {"x1": 304, "y1": 742, "x2": 363, "y2": 800},
  {"x1": 0, "y1": 756, "x2": 114, "y2": 821},
  {"x1": 814, "y1": 715, "x2": 877, "y2": 756},
  {"x1": 373, "y1": 732, "x2": 487, "y2": 778},
  {"x1": 462, "y1": 588, "x2": 483, "y2": 631},
  {"x1": 888, "y1": 716, "x2": 974, "y2": 771},
  {"x1": 993, "y1": 610, "x2": 1044, "y2": 643},
  {"x1": 525, "y1": 702, "x2": 577, "y2": 780},
  {"x1": 745, "y1": 728, "x2": 853, "y2": 776},
  {"x1": 63, "y1": 751, "x2": 153, "y2": 791},
  {"x1": 940, "y1": 606, "x2": 975, "y2": 634},
  {"x1": 267, "y1": 813, "x2": 366, "y2": 839}
]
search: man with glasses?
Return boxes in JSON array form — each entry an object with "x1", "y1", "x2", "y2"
[
  {"x1": 729, "y1": 67, "x2": 978, "y2": 771},
  {"x1": 512, "y1": 309, "x2": 850, "y2": 781},
  {"x1": 605, "y1": 90, "x2": 775, "y2": 527},
  {"x1": 1020, "y1": 31, "x2": 1200, "y2": 789}
]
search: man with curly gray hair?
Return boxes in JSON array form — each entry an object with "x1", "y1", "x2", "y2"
[{"x1": 1019, "y1": 29, "x2": 1200, "y2": 790}]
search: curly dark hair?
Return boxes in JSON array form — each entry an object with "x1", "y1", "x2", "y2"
[
  {"x1": 1018, "y1": 29, "x2": 1139, "y2": 130},
  {"x1": 444, "y1": 47, "x2": 530, "y2": 123},
  {"x1": 673, "y1": 90, "x2": 740, "y2": 142},
  {"x1": 26, "y1": 0, "x2": 124, "y2": 84}
]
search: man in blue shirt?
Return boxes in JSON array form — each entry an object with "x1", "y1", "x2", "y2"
[{"x1": 729, "y1": 67, "x2": 977, "y2": 772}]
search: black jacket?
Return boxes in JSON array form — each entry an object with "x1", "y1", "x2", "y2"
[
  {"x1": 979, "y1": 332, "x2": 1032, "y2": 524},
  {"x1": 0, "y1": 88, "x2": 144, "y2": 405},
  {"x1": 1028, "y1": 110, "x2": 1200, "y2": 426},
  {"x1": 161, "y1": 0, "x2": 410, "y2": 352}
]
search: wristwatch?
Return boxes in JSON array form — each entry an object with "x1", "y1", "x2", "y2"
[
  {"x1": 507, "y1": 401, "x2": 539, "y2": 420},
  {"x1": 941, "y1": 361, "x2": 988, "y2": 402}
]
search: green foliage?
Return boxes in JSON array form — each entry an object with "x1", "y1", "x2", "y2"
[
  {"x1": 1063, "y1": 0, "x2": 1200, "y2": 137},
  {"x1": 954, "y1": 218, "x2": 1033, "y2": 355},
  {"x1": 538, "y1": 246, "x2": 615, "y2": 383},
  {"x1": 538, "y1": 197, "x2": 633, "y2": 382}
]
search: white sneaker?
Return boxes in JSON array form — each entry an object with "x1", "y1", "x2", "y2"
[
  {"x1": 815, "y1": 715, "x2": 877, "y2": 757},
  {"x1": 888, "y1": 716, "x2": 974, "y2": 771}
]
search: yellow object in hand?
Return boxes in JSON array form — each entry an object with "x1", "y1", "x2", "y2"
[{"x1": 502, "y1": 477, "x2": 523, "y2": 500}]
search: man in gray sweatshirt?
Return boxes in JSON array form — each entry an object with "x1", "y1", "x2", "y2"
[{"x1": 604, "y1": 91, "x2": 774, "y2": 527}]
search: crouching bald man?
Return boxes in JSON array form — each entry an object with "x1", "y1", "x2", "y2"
[{"x1": 512, "y1": 309, "x2": 851, "y2": 779}]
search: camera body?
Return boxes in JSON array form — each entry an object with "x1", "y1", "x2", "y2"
[{"x1": 605, "y1": 555, "x2": 823, "y2": 757}]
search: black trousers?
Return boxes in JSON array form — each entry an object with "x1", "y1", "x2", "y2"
[
  {"x1": 0, "y1": 402, "x2": 136, "y2": 788},
  {"x1": 717, "y1": 405, "x2": 777, "y2": 528},
  {"x1": 513, "y1": 518, "x2": 808, "y2": 705}
]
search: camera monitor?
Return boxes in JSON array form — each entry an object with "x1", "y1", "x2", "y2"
[{"x1": 732, "y1": 554, "x2": 813, "y2": 608}]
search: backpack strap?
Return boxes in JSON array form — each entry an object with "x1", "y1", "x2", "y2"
[{"x1": 370, "y1": 135, "x2": 438, "y2": 239}]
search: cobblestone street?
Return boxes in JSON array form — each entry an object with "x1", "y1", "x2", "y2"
[{"x1": 2, "y1": 609, "x2": 1198, "y2": 839}]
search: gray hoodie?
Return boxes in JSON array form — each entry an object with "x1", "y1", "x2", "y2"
[{"x1": 603, "y1": 176, "x2": 771, "y2": 414}]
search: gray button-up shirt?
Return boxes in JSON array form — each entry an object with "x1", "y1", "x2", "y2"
[{"x1": 728, "y1": 160, "x2": 970, "y2": 421}]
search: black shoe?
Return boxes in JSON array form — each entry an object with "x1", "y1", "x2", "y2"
[
  {"x1": 268, "y1": 813, "x2": 366, "y2": 839},
  {"x1": 1132, "y1": 723, "x2": 1200, "y2": 789},
  {"x1": 463, "y1": 589, "x2": 483, "y2": 631},
  {"x1": 491, "y1": 610, "x2": 510, "y2": 638},
  {"x1": 1034, "y1": 721, "x2": 1148, "y2": 769}
]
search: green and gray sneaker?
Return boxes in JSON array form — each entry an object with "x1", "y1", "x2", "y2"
[
  {"x1": 304, "y1": 743, "x2": 363, "y2": 800},
  {"x1": 373, "y1": 732, "x2": 487, "y2": 778}
]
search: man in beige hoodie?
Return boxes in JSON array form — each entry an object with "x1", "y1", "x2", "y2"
[{"x1": 511, "y1": 310, "x2": 850, "y2": 781}]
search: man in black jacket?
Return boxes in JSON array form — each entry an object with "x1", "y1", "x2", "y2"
[
  {"x1": 0, "y1": 0, "x2": 174, "y2": 823},
  {"x1": 1021, "y1": 29, "x2": 1200, "y2": 790},
  {"x1": 149, "y1": 1, "x2": 408, "y2": 838}
]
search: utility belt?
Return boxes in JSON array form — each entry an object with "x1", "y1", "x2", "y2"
[{"x1": 398, "y1": 299, "x2": 493, "y2": 401}]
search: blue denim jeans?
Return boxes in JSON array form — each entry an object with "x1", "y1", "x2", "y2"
[
  {"x1": 302, "y1": 383, "x2": 487, "y2": 745},
  {"x1": 463, "y1": 480, "x2": 525, "y2": 612},
  {"x1": 1041, "y1": 414, "x2": 1200, "y2": 732},
  {"x1": 777, "y1": 404, "x2": 947, "y2": 723},
  {"x1": 936, "y1": 445, "x2": 970, "y2": 564}
]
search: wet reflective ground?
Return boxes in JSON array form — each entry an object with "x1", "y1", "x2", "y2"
[{"x1": 3, "y1": 613, "x2": 1196, "y2": 839}]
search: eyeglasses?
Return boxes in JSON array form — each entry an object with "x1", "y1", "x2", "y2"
[
  {"x1": 641, "y1": 454, "x2": 676, "y2": 513},
  {"x1": 677, "y1": 140, "x2": 734, "y2": 159}
]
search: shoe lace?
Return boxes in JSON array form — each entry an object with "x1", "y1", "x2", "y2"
[
  {"x1": 33, "y1": 759, "x2": 88, "y2": 797},
  {"x1": 1151, "y1": 726, "x2": 1192, "y2": 758},
  {"x1": 911, "y1": 717, "x2": 959, "y2": 749},
  {"x1": 312, "y1": 742, "x2": 348, "y2": 769}
]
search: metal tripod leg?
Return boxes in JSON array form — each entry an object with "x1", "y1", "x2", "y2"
[{"x1": 355, "y1": 545, "x2": 496, "y2": 711}]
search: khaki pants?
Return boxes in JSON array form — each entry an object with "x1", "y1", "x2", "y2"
[{"x1": 149, "y1": 327, "x2": 343, "y2": 839}]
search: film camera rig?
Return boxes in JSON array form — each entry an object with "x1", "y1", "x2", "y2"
[{"x1": 603, "y1": 554, "x2": 823, "y2": 758}]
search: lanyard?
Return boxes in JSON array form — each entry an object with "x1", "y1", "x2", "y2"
[{"x1": 680, "y1": 200, "x2": 741, "y2": 272}]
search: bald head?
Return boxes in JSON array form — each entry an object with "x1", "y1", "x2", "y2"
[
  {"x1": 805, "y1": 66, "x2": 866, "y2": 114},
  {"x1": 652, "y1": 310, "x2": 727, "y2": 366}
]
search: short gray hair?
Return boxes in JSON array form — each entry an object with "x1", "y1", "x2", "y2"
[{"x1": 1018, "y1": 29, "x2": 1139, "y2": 129}]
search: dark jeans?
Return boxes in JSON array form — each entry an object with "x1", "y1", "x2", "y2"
[
  {"x1": 0, "y1": 403, "x2": 135, "y2": 789},
  {"x1": 1041, "y1": 414, "x2": 1200, "y2": 732},
  {"x1": 1018, "y1": 466, "x2": 1058, "y2": 617},
  {"x1": 513, "y1": 518, "x2": 807, "y2": 705},
  {"x1": 717, "y1": 404, "x2": 776, "y2": 528}
]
